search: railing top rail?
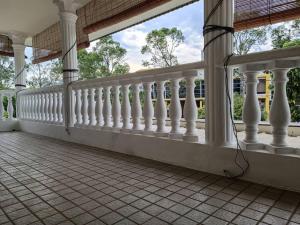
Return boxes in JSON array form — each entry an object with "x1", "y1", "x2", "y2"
[
  {"x1": 0, "y1": 89, "x2": 15, "y2": 96},
  {"x1": 71, "y1": 61, "x2": 205, "y2": 88},
  {"x1": 18, "y1": 85, "x2": 63, "y2": 95},
  {"x1": 229, "y1": 46, "x2": 300, "y2": 66}
]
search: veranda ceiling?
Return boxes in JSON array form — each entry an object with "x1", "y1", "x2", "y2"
[{"x1": 0, "y1": 0, "x2": 300, "y2": 62}]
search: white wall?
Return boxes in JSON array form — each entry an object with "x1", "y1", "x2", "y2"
[{"x1": 19, "y1": 120, "x2": 300, "y2": 192}]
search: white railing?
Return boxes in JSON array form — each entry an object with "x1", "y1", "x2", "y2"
[
  {"x1": 0, "y1": 90, "x2": 15, "y2": 120},
  {"x1": 16, "y1": 46, "x2": 300, "y2": 149},
  {"x1": 70, "y1": 68, "x2": 203, "y2": 143},
  {"x1": 18, "y1": 85, "x2": 64, "y2": 124},
  {"x1": 233, "y1": 47, "x2": 300, "y2": 148}
]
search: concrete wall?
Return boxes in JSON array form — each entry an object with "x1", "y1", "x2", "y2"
[{"x1": 19, "y1": 120, "x2": 300, "y2": 193}]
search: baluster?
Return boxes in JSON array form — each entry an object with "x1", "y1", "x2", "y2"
[
  {"x1": 53, "y1": 92, "x2": 58, "y2": 122},
  {"x1": 0, "y1": 94, "x2": 3, "y2": 120},
  {"x1": 18, "y1": 95, "x2": 22, "y2": 119},
  {"x1": 143, "y1": 82, "x2": 154, "y2": 134},
  {"x1": 34, "y1": 94, "x2": 38, "y2": 120},
  {"x1": 36, "y1": 94, "x2": 40, "y2": 120},
  {"x1": 44, "y1": 92, "x2": 49, "y2": 121},
  {"x1": 112, "y1": 85, "x2": 121, "y2": 130},
  {"x1": 88, "y1": 88, "x2": 96, "y2": 126},
  {"x1": 132, "y1": 83, "x2": 142, "y2": 133},
  {"x1": 31, "y1": 95, "x2": 36, "y2": 120},
  {"x1": 23, "y1": 95, "x2": 27, "y2": 119},
  {"x1": 49, "y1": 92, "x2": 54, "y2": 122},
  {"x1": 169, "y1": 78, "x2": 182, "y2": 139},
  {"x1": 155, "y1": 80, "x2": 168, "y2": 137},
  {"x1": 25, "y1": 95, "x2": 29, "y2": 119},
  {"x1": 183, "y1": 73, "x2": 199, "y2": 142},
  {"x1": 41, "y1": 93, "x2": 45, "y2": 121},
  {"x1": 95, "y1": 87, "x2": 103, "y2": 127},
  {"x1": 75, "y1": 89, "x2": 82, "y2": 126},
  {"x1": 58, "y1": 92, "x2": 63, "y2": 123},
  {"x1": 103, "y1": 86, "x2": 112, "y2": 129},
  {"x1": 270, "y1": 69, "x2": 291, "y2": 147},
  {"x1": 61, "y1": 92, "x2": 65, "y2": 123},
  {"x1": 7, "y1": 95, "x2": 14, "y2": 120},
  {"x1": 121, "y1": 84, "x2": 131, "y2": 131},
  {"x1": 242, "y1": 71, "x2": 260, "y2": 143},
  {"x1": 81, "y1": 88, "x2": 88, "y2": 126}
]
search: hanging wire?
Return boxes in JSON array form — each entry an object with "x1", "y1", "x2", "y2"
[
  {"x1": 61, "y1": 39, "x2": 78, "y2": 135},
  {"x1": 202, "y1": 0, "x2": 250, "y2": 179}
]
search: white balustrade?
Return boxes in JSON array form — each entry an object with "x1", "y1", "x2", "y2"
[
  {"x1": 7, "y1": 95, "x2": 14, "y2": 120},
  {"x1": 75, "y1": 89, "x2": 82, "y2": 126},
  {"x1": 112, "y1": 84, "x2": 121, "y2": 130},
  {"x1": 121, "y1": 84, "x2": 131, "y2": 131},
  {"x1": 270, "y1": 68, "x2": 291, "y2": 147},
  {"x1": 17, "y1": 86, "x2": 63, "y2": 124},
  {"x1": 81, "y1": 88, "x2": 88, "y2": 126},
  {"x1": 169, "y1": 77, "x2": 182, "y2": 139},
  {"x1": 132, "y1": 82, "x2": 142, "y2": 133},
  {"x1": 240, "y1": 65, "x2": 262, "y2": 144},
  {"x1": 103, "y1": 85, "x2": 112, "y2": 129},
  {"x1": 0, "y1": 90, "x2": 16, "y2": 120},
  {"x1": 155, "y1": 80, "x2": 168, "y2": 137},
  {"x1": 183, "y1": 71, "x2": 199, "y2": 143},
  {"x1": 95, "y1": 87, "x2": 103, "y2": 127},
  {"x1": 88, "y1": 88, "x2": 96, "y2": 126},
  {"x1": 143, "y1": 82, "x2": 154, "y2": 134}
]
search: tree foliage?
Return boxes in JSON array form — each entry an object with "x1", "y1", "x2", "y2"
[
  {"x1": 271, "y1": 20, "x2": 300, "y2": 122},
  {"x1": 78, "y1": 35, "x2": 129, "y2": 79},
  {"x1": 234, "y1": 27, "x2": 269, "y2": 55},
  {"x1": 0, "y1": 56, "x2": 14, "y2": 90},
  {"x1": 27, "y1": 60, "x2": 63, "y2": 88},
  {"x1": 141, "y1": 27, "x2": 184, "y2": 68}
]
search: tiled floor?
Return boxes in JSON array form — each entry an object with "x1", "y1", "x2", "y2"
[{"x1": 0, "y1": 132, "x2": 300, "y2": 225}]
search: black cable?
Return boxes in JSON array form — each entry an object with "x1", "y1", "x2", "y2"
[
  {"x1": 202, "y1": 0, "x2": 249, "y2": 179},
  {"x1": 61, "y1": 40, "x2": 78, "y2": 135}
]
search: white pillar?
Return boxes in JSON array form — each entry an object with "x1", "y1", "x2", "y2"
[
  {"x1": 204, "y1": 0, "x2": 234, "y2": 146},
  {"x1": 11, "y1": 34, "x2": 27, "y2": 92},
  {"x1": 54, "y1": 0, "x2": 79, "y2": 129},
  {"x1": 269, "y1": 69, "x2": 291, "y2": 147},
  {"x1": 242, "y1": 71, "x2": 261, "y2": 143},
  {"x1": 75, "y1": 89, "x2": 82, "y2": 126},
  {"x1": 11, "y1": 34, "x2": 27, "y2": 120},
  {"x1": 143, "y1": 82, "x2": 154, "y2": 135},
  {"x1": 169, "y1": 78, "x2": 182, "y2": 139}
]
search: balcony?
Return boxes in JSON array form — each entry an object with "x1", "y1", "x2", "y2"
[
  {"x1": 1, "y1": 0, "x2": 300, "y2": 224},
  {"x1": 1, "y1": 132, "x2": 300, "y2": 225}
]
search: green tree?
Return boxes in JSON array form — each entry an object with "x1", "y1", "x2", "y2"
[
  {"x1": 78, "y1": 35, "x2": 129, "y2": 79},
  {"x1": 271, "y1": 20, "x2": 300, "y2": 122},
  {"x1": 234, "y1": 27, "x2": 269, "y2": 55},
  {"x1": 233, "y1": 93, "x2": 244, "y2": 120},
  {"x1": 141, "y1": 27, "x2": 184, "y2": 68},
  {"x1": 0, "y1": 56, "x2": 14, "y2": 89},
  {"x1": 27, "y1": 60, "x2": 62, "y2": 88}
]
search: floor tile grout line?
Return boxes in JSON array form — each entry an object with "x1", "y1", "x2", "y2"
[{"x1": 1, "y1": 132, "x2": 299, "y2": 225}]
